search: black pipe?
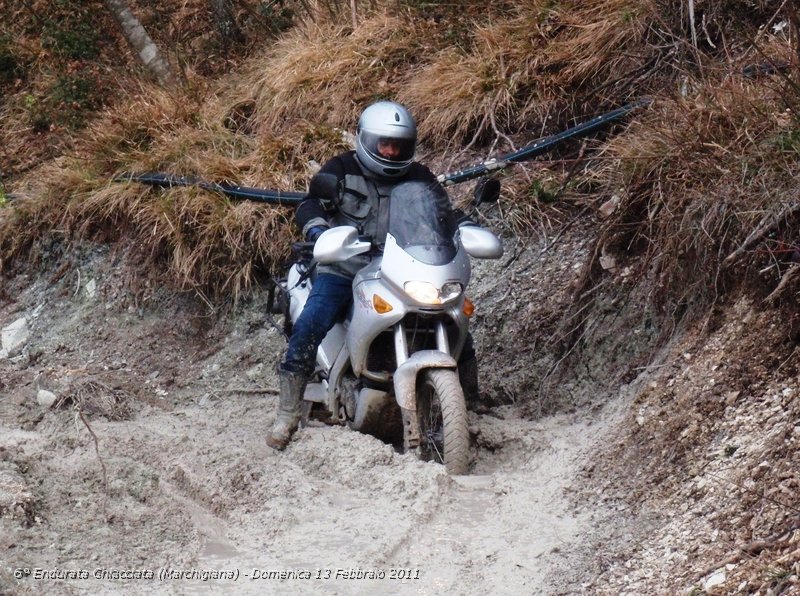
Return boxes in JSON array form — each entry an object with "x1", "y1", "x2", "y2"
[
  {"x1": 437, "y1": 98, "x2": 651, "y2": 186},
  {"x1": 114, "y1": 172, "x2": 305, "y2": 206},
  {"x1": 117, "y1": 99, "x2": 650, "y2": 202}
]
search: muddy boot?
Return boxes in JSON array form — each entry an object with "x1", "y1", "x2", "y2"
[
  {"x1": 266, "y1": 370, "x2": 307, "y2": 450},
  {"x1": 458, "y1": 356, "x2": 488, "y2": 413}
]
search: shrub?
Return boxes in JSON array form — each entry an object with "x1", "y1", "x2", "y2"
[{"x1": 41, "y1": 17, "x2": 100, "y2": 61}]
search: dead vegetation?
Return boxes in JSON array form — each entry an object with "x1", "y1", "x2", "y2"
[
  {"x1": 53, "y1": 376, "x2": 134, "y2": 422},
  {"x1": 0, "y1": 0, "x2": 798, "y2": 347},
  {"x1": 0, "y1": 0, "x2": 710, "y2": 297},
  {"x1": 572, "y1": 62, "x2": 800, "y2": 333}
]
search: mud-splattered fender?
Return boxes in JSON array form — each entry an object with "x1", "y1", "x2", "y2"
[{"x1": 393, "y1": 350, "x2": 457, "y2": 411}]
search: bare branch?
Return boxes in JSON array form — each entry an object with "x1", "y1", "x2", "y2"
[{"x1": 104, "y1": 0, "x2": 177, "y2": 88}]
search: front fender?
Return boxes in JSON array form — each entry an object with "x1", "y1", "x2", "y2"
[{"x1": 393, "y1": 350, "x2": 457, "y2": 411}]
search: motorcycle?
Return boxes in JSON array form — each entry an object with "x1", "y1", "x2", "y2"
[{"x1": 272, "y1": 175, "x2": 502, "y2": 474}]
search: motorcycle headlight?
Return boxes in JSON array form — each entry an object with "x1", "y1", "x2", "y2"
[
  {"x1": 440, "y1": 282, "x2": 464, "y2": 302},
  {"x1": 404, "y1": 281, "x2": 441, "y2": 304},
  {"x1": 403, "y1": 281, "x2": 463, "y2": 305}
]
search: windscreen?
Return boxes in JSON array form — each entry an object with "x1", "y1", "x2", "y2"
[{"x1": 388, "y1": 182, "x2": 457, "y2": 265}]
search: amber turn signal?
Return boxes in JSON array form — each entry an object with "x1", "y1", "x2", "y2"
[
  {"x1": 373, "y1": 294, "x2": 394, "y2": 314},
  {"x1": 462, "y1": 298, "x2": 475, "y2": 317}
]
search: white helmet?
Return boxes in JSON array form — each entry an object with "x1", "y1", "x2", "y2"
[{"x1": 355, "y1": 101, "x2": 417, "y2": 178}]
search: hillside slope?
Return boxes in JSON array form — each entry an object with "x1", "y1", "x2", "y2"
[{"x1": 2, "y1": 1, "x2": 800, "y2": 594}]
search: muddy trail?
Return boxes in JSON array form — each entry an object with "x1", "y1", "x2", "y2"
[
  {"x1": 4, "y1": 219, "x2": 796, "y2": 595},
  {"x1": 0, "y1": 219, "x2": 641, "y2": 595},
  {"x1": 2, "y1": 378, "x2": 617, "y2": 595}
]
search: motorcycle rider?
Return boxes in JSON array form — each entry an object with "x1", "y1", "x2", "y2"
[{"x1": 267, "y1": 100, "x2": 483, "y2": 450}]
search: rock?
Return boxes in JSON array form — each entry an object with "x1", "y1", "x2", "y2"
[
  {"x1": 703, "y1": 569, "x2": 726, "y2": 590},
  {"x1": 245, "y1": 363, "x2": 264, "y2": 381},
  {"x1": 725, "y1": 390, "x2": 741, "y2": 405},
  {"x1": 752, "y1": 460, "x2": 770, "y2": 480},
  {"x1": 37, "y1": 389, "x2": 58, "y2": 408},
  {"x1": 85, "y1": 278, "x2": 97, "y2": 299},
  {"x1": 599, "y1": 254, "x2": 616, "y2": 271},
  {"x1": 1, "y1": 316, "x2": 29, "y2": 357},
  {"x1": 598, "y1": 195, "x2": 620, "y2": 218}
]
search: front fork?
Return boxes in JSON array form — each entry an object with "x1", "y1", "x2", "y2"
[{"x1": 394, "y1": 320, "x2": 454, "y2": 451}]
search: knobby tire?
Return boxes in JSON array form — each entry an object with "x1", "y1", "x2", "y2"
[{"x1": 417, "y1": 369, "x2": 469, "y2": 475}]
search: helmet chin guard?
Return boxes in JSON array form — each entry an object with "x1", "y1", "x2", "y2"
[{"x1": 355, "y1": 101, "x2": 417, "y2": 178}]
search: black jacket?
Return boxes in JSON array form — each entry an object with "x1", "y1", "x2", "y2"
[{"x1": 296, "y1": 151, "x2": 472, "y2": 277}]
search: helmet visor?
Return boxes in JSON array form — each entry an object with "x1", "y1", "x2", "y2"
[{"x1": 360, "y1": 131, "x2": 415, "y2": 164}]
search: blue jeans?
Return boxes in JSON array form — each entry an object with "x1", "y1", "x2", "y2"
[
  {"x1": 280, "y1": 273, "x2": 477, "y2": 378},
  {"x1": 281, "y1": 273, "x2": 353, "y2": 376}
]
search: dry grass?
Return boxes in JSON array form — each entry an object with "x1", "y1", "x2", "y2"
[
  {"x1": 0, "y1": 79, "x2": 344, "y2": 298},
  {"x1": 248, "y1": 13, "x2": 432, "y2": 134},
  {"x1": 60, "y1": 178, "x2": 294, "y2": 299},
  {"x1": 1, "y1": 0, "x2": 795, "y2": 306},
  {"x1": 398, "y1": 31, "x2": 532, "y2": 146},
  {"x1": 55, "y1": 376, "x2": 134, "y2": 421},
  {"x1": 542, "y1": 0, "x2": 654, "y2": 92},
  {"x1": 401, "y1": 0, "x2": 655, "y2": 146},
  {"x1": 573, "y1": 58, "x2": 800, "y2": 325}
]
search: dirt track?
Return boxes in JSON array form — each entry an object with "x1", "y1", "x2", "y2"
[
  {"x1": 5, "y1": 225, "x2": 797, "y2": 595},
  {"x1": 0, "y1": 230, "x2": 632, "y2": 595},
  {"x1": 1, "y1": 369, "x2": 622, "y2": 596}
]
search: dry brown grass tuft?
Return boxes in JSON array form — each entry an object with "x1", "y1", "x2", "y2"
[
  {"x1": 78, "y1": 84, "x2": 211, "y2": 174},
  {"x1": 398, "y1": 32, "x2": 532, "y2": 146},
  {"x1": 401, "y1": 0, "x2": 656, "y2": 146},
  {"x1": 59, "y1": 181, "x2": 294, "y2": 300},
  {"x1": 542, "y1": 0, "x2": 653, "y2": 91},
  {"x1": 249, "y1": 13, "x2": 432, "y2": 135},
  {"x1": 2, "y1": 125, "x2": 298, "y2": 301},
  {"x1": 1, "y1": 71, "x2": 353, "y2": 297},
  {"x1": 1, "y1": 0, "x2": 793, "y2": 306},
  {"x1": 576, "y1": 66, "x2": 800, "y2": 324}
]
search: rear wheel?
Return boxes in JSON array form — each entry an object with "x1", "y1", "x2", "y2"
[{"x1": 416, "y1": 369, "x2": 469, "y2": 475}]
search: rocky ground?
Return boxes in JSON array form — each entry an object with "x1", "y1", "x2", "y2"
[{"x1": 0, "y1": 213, "x2": 798, "y2": 595}]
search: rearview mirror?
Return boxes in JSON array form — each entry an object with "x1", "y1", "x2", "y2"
[
  {"x1": 308, "y1": 173, "x2": 339, "y2": 201},
  {"x1": 313, "y1": 226, "x2": 372, "y2": 264},
  {"x1": 460, "y1": 226, "x2": 503, "y2": 259},
  {"x1": 473, "y1": 178, "x2": 500, "y2": 206}
]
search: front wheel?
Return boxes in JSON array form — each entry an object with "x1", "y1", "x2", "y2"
[{"x1": 416, "y1": 369, "x2": 469, "y2": 475}]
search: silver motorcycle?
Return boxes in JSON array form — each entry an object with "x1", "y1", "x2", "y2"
[{"x1": 277, "y1": 176, "x2": 502, "y2": 474}]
